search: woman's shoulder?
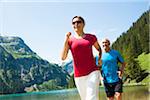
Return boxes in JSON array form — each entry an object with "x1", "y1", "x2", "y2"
[
  {"x1": 85, "y1": 33, "x2": 96, "y2": 38},
  {"x1": 85, "y1": 33, "x2": 96, "y2": 36}
]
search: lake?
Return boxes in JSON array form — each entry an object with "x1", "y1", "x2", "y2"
[{"x1": 0, "y1": 85, "x2": 149, "y2": 100}]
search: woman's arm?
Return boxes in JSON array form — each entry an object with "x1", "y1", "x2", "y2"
[
  {"x1": 61, "y1": 32, "x2": 71, "y2": 60},
  {"x1": 93, "y1": 41, "x2": 102, "y2": 66}
]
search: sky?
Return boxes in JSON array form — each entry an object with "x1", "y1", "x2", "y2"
[{"x1": 0, "y1": 0, "x2": 149, "y2": 64}]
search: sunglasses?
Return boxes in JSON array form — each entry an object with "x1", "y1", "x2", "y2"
[{"x1": 72, "y1": 21, "x2": 82, "y2": 25}]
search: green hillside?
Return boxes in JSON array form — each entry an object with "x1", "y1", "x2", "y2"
[
  {"x1": 136, "y1": 53, "x2": 150, "y2": 83},
  {"x1": 111, "y1": 10, "x2": 149, "y2": 83},
  {"x1": 137, "y1": 53, "x2": 150, "y2": 71}
]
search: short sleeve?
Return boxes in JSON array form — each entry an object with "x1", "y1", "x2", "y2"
[
  {"x1": 117, "y1": 51, "x2": 124, "y2": 63},
  {"x1": 90, "y1": 34, "x2": 97, "y2": 45}
]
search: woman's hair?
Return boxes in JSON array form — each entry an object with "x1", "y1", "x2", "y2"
[{"x1": 72, "y1": 16, "x2": 85, "y2": 25}]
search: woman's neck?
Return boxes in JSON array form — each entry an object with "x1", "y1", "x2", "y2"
[
  {"x1": 75, "y1": 31, "x2": 85, "y2": 38},
  {"x1": 76, "y1": 30, "x2": 84, "y2": 35}
]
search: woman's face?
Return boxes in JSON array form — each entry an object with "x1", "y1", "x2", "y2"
[{"x1": 72, "y1": 17, "x2": 84, "y2": 32}]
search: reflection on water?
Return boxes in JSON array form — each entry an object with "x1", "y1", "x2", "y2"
[{"x1": 0, "y1": 85, "x2": 149, "y2": 100}]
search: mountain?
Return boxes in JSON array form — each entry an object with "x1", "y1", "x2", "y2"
[
  {"x1": 61, "y1": 60, "x2": 73, "y2": 76},
  {"x1": 0, "y1": 36, "x2": 39, "y2": 59},
  {"x1": 61, "y1": 60, "x2": 76, "y2": 88},
  {"x1": 0, "y1": 36, "x2": 69, "y2": 94},
  {"x1": 0, "y1": 44, "x2": 24, "y2": 94},
  {"x1": 112, "y1": 10, "x2": 149, "y2": 57}
]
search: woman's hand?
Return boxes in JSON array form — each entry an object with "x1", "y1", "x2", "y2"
[
  {"x1": 66, "y1": 32, "x2": 71, "y2": 39},
  {"x1": 98, "y1": 58, "x2": 102, "y2": 67}
]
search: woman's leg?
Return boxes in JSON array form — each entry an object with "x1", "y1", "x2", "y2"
[
  {"x1": 75, "y1": 75, "x2": 88, "y2": 100},
  {"x1": 86, "y1": 70, "x2": 100, "y2": 100}
]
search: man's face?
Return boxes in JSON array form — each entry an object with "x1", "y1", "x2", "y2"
[{"x1": 102, "y1": 39, "x2": 110, "y2": 50}]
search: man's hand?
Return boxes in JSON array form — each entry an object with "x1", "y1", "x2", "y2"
[
  {"x1": 118, "y1": 62, "x2": 126, "y2": 79},
  {"x1": 117, "y1": 70, "x2": 123, "y2": 79}
]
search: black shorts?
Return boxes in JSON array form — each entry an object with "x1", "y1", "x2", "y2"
[{"x1": 104, "y1": 79, "x2": 123, "y2": 97}]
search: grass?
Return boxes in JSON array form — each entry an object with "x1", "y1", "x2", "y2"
[
  {"x1": 136, "y1": 53, "x2": 150, "y2": 71},
  {"x1": 136, "y1": 53, "x2": 150, "y2": 83}
]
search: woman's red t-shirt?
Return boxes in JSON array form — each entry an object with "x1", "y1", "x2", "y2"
[{"x1": 68, "y1": 34, "x2": 99, "y2": 77}]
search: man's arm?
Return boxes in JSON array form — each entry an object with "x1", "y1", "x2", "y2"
[{"x1": 118, "y1": 62, "x2": 126, "y2": 78}]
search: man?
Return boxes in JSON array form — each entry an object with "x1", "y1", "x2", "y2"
[{"x1": 99, "y1": 38, "x2": 126, "y2": 100}]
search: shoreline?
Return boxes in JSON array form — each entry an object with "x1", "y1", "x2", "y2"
[{"x1": 123, "y1": 82, "x2": 149, "y2": 86}]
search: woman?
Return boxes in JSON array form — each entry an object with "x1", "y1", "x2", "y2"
[{"x1": 61, "y1": 16, "x2": 102, "y2": 100}]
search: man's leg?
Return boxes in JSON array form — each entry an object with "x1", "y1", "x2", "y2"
[
  {"x1": 115, "y1": 92, "x2": 122, "y2": 100},
  {"x1": 114, "y1": 79, "x2": 123, "y2": 100},
  {"x1": 104, "y1": 83, "x2": 115, "y2": 100},
  {"x1": 107, "y1": 96, "x2": 114, "y2": 100}
]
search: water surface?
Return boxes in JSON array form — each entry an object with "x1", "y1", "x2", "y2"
[{"x1": 1, "y1": 85, "x2": 149, "y2": 100}]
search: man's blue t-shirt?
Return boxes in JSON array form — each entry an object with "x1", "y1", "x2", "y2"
[{"x1": 96, "y1": 49, "x2": 124, "y2": 83}]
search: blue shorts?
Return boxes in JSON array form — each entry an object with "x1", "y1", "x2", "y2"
[{"x1": 104, "y1": 79, "x2": 123, "y2": 97}]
